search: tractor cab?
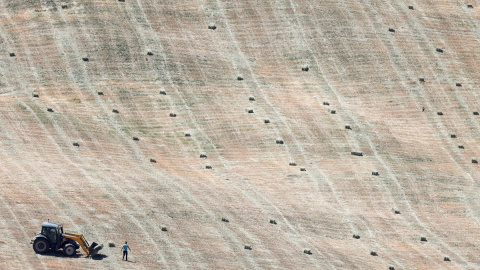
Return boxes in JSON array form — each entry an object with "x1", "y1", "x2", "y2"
[{"x1": 40, "y1": 222, "x2": 63, "y2": 248}]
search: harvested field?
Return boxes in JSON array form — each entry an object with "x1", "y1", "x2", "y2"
[{"x1": 1, "y1": 0, "x2": 480, "y2": 269}]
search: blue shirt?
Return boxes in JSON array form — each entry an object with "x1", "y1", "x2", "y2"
[{"x1": 123, "y1": 244, "x2": 129, "y2": 251}]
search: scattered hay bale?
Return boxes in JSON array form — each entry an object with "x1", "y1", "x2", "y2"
[
  {"x1": 408, "y1": 5, "x2": 414, "y2": 10},
  {"x1": 472, "y1": 158, "x2": 478, "y2": 164},
  {"x1": 244, "y1": 245, "x2": 252, "y2": 250},
  {"x1": 456, "y1": 83, "x2": 462, "y2": 87},
  {"x1": 473, "y1": 111, "x2": 479, "y2": 115},
  {"x1": 169, "y1": 113, "x2": 177, "y2": 117},
  {"x1": 351, "y1": 151, "x2": 363, "y2": 156},
  {"x1": 132, "y1": 137, "x2": 139, "y2": 141},
  {"x1": 237, "y1": 76, "x2": 243, "y2": 81},
  {"x1": 184, "y1": 132, "x2": 191, "y2": 137},
  {"x1": 276, "y1": 139, "x2": 284, "y2": 144},
  {"x1": 200, "y1": 153, "x2": 207, "y2": 158},
  {"x1": 118, "y1": 0, "x2": 125, "y2": 2},
  {"x1": 370, "y1": 251, "x2": 378, "y2": 256},
  {"x1": 112, "y1": 109, "x2": 119, "y2": 113},
  {"x1": 270, "y1": 219, "x2": 277, "y2": 225},
  {"x1": 345, "y1": 125, "x2": 351, "y2": 130},
  {"x1": 437, "y1": 111, "x2": 443, "y2": 115},
  {"x1": 353, "y1": 234, "x2": 360, "y2": 239},
  {"x1": 47, "y1": 108, "x2": 54, "y2": 112},
  {"x1": 468, "y1": 4, "x2": 473, "y2": 8},
  {"x1": 82, "y1": 57, "x2": 89, "y2": 62},
  {"x1": 9, "y1": 53, "x2": 15, "y2": 57},
  {"x1": 147, "y1": 52, "x2": 153, "y2": 56},
  {"x1": 61, "y1": 4, "x2": 68, "y2": 9},
  {"x1": 302, "y1": 65, "x2": 309, "y2": 72},
  {"x1": 323, "y1": 101, "x2": 329, "y2": 105},
  {"x1": 249, "y1": 96, "x2": 255, "y2": 101},
  {"x1": 108, "y1": 242, "x2": 115, "y2": 247},
  {"x1": 394, "y1": 210, "x2": 401, "y2": 214},
  {"x1": 159, "y1": 90, "x2": 166, "y2": 95},
  {"x1": 372, "y1": 171, "x2": 379, "y2": 176},
  {"x1": 73, "y1": 142, "x2": 80, "y2": 147},
  {"x1": 444, "y1": 257, "x2": 451, "y2": 261},
  {"x1": 97, "y1": 91, "x2": 104, "y2": 95},
  {"x1": 389, "y1": 267, "x2": 395, "y2": 270},
  {"x1": 388, "y1": 28, "x2": 395, "y2": 32},
  {"x1": 264, "y1": 119, "x2": 270, "y2": 123},
  {"x1": 208, "y1": 23, "x2": 216, "y2": 30},
  {"x1": 150, "y1": 158, "x2": 156, "y2": 163},
  {"x1": 246, "y1": 109, "x2": 254, "y2": 113},
  {"x1": 304, "y1": 249, "x2": 312, "y2": 255},
  {"x1": 450, "y1": 133, "x2": 456, "y2": 138},
  {"x1": 420, "y1": 237, "x2": 427, "y2": 242},
  {"x1": 419, "y1": 78, "x2": 425, "y2": 82},
  {"x1": 205, "y1": 165, "x2": 212, "y2": 169},
  {"x1": 300, "y1": 167, "x2": 306, "y2": 171},
  {"x1": 436, "y1": 48, "x2": 444, "y2": 53},
  {"x1": 458, "y1": 145, "x2": 464, "y2": 149},
  {"x1": 221, "y1": 218, "x2": 229, "y2": 223},
  {"x1": 330, "y1": 109, "x2": 336, "y2": 114},
  {"x1": 289, "y1": 162, "x2": 297, "y2": 166},
  {"x1": 161, "y1": 227, "x2": 167, "y2": 231},
  {"x1": 32, "y1": 93, "x2": 39, "y2": 98}
]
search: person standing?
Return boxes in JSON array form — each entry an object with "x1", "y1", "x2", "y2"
[{"x1": 122, "y1": 241, "x2": 131, "y2": 261}]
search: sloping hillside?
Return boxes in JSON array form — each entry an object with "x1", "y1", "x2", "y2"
[{"x1": 1, "y1": 0, "x2": 480, "y2": 269}]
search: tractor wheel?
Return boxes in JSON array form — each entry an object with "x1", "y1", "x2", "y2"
[
  {"x1": 63, "y1": 244, "x2": 76, "y2": 256},
  {"x1": 33, "y1": 238, "x2": 49, "y2": 254}
]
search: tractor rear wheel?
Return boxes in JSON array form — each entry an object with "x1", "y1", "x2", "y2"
[
  {"x1": 33, "y1": 238, "x2": 49, "y2": 254},
  {"x1": 63, "y1": 244, "x2": 76, "y2": 256}
]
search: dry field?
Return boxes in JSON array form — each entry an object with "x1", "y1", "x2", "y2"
[{"x1": 1, "y1": 0, "x2": 480, "y2": 269}]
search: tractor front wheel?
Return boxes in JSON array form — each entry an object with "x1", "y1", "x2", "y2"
[
  {"x1": 33, "y1": 238, "x2": 49, "y2": 254},
  {"x1": 63, "y1": 243, "x2": 76, "y2": 256}
]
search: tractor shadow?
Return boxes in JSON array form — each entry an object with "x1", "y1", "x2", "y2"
[
  {"x1": 40, "y1": 250, "x2": 82, "y2": 258},
  {"x1": 91, "y1": 254, "x2": 108, "y2": 260}
]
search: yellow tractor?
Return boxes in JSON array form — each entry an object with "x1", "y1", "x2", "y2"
[{"x1": 31, "y1": 221, "x2": 103, "y2": 257}]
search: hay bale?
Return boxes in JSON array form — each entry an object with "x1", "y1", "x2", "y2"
[
  {"x1": 150, "y1": 158, "x2": 156, "y2": 163},
  {"x1": 370, "y1": 251, "x2": 378, "y2": 256},
  {"x1": 221, "y1": 218, "x2": 229, "y2": 223},
  {"x1": 408, "y1": 5, "x2": 414, "y2": 10},
  {"x1": 468, "y1": 4, "x2": 473, "y2": 8},
  {"x1": 300, "y1": 167, "x2": 306, "y2": 171},
  {"x1": 200, "y1": 153, "x2": 207, "y2": 158},
  {"x1": 161, "y1": 227, "x2": 167, "y2": 231},
  {"x1": 9, "y1": 53, "x2": 15, "y2": 57},
  {"x1": 353, "y1": 234, "x2": 360, "y2": 239},
  {"x1": 289, "y1": 162, "x2": 297, "y2": 166},
  {"x1": 388, "y1": 28, "x2": 395, "y2": 32},
  {"x1": 169, "y1": 113, "x2": 177, "y2": 117},
  {"x1": 97, "y1": 91, "x2": 104, "y2": 95},
  {"x1": 118, "y1": 0, "x2": 125, "y2": 2},
  {"x1": 276, "y1": 139, "x2": 284, "y2": 144},
  {"x1": 205, "y1": 165, "x2": 212, "y2": 169},
  {"x1": 394, "y1": 210, "x2": 401, "y2": 214},
  {"x1": 302, "y1": 65, "x2": 309, "y2": 72},
  {"x1": 270, "y1": 219, "x2": 277, "y2": 225},
  {"x1": 244, "y1": 245, "x2": 252, "y2": 250},
  {"x1": 208, "y1": 23, "x2": 216, "y2": 30},
  {"x1": 147, "y1": 52, "x2": 153, "y2": 56},
  {"x1": 73, "y1": 142, "x2": 80, "y2": 147},
  {"x1": 419, "y1": 78, "x2": 425, "y2": 82},
  {"x1": 112, "y1": 109, "x2": 119, "y2": 113},
  {"x1": 108, "y1": 242, "x2": 115, "y2": 247},
  {"x1": 249, "y1": 96, "x2": 255, "y2": 101},
  {"x1": 473, "y1": 111, "x2": 479, "y2": 115},
  {"x1": 444, "y1": 257, "x2": 451, "y2": 261},
  {"x1": 472, "y1": 158, "x2": 478, "y2": 164},
  {"x1": 61, "y1": 4, "x2": 68, "y2": 9},
  {"x1": 32, "y1": 93, "x2": 39, "y2": 98},
  {"x1": 372, "y1": 171, "x2": 379, "y2": 176},
  {"x1": 420, "y1": 237, "x2": 427, "y2": 242},
  {"x1": 330, "y1": 110, "x2": 336, "y2": 114},
  {"x1": 389, "y1": 267, "x2": 395, "y2": 270},
  {"x1": 345, "y1": 125, "x2": 351, "y2": 130},
  {"x1": 47, "y1": 108, "x2": 54, "y2": 112},
  {"x1": 456, "y1": 83, "x2": 462, "y2": 87},
  {"x1": 458, "y1": 145, "x2": 464, "y2": 149},
  {"x1": 82, "y1": 57, "x2": 89, "y2": 62},
  {"x1": 264, "y1": 119, "x2": 270, "y2": 123},
  {"x1": 351, "y1": 151, "x2": 363, "y2": 156},
  {"x1": 450, "y1": 133, "x2": 456, "y2": 138},
  {"x1": 132, "y1": 137, "x2": 139, "y2": 141},
  {"x1": 184, "y1": 132, "x2": 191, "y2": 137},
  {"x1": 237, "y1": 76, "x2": 243, "y2": 81},
  {"x1": 437, "y1": 111, "x2": 443, "y2": 115},
  {"x1": 246, "y1": 109, "x2": 254, "y2": 113},
  {"x1": 323, "y1": 101, "x2": 329, "y2": 105},
  {"x1": 159, "y1": 90, "x2": 166, "y2": 95},
  {"x1": 304, "y1": 249, "x2": 312, "y2": 255},
  {"x1": 436, "y1": 48, "x2": 444, "y2": 53}
]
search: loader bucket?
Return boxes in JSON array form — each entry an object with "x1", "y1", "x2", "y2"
[{"x1": 88, "y1": 242, "x2": 104, "y2": 256}]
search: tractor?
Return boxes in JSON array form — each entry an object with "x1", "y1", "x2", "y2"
[{"x1": 31, "y1": 221, "x2": 103, "y2": 257}]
